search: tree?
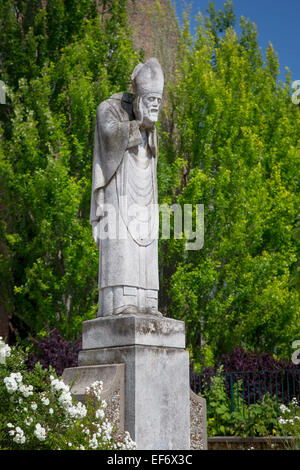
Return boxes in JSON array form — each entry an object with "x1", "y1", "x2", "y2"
[
  {"x1": 0, "y1": 0, "x2": 140, "y2": 340},
  {"x1": 1, "y1": 0, "x2": 299, "y2": 365},
  {"x1": 158, "y1": 1, "x2": 300, "y2": 362}
]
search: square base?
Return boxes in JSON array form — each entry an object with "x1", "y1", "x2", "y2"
[
  {"x1": 79, "y1": 345, "x2": 190, "y2": 450},
  {"x1": 82, "y1": 314, "x2": 186, "y2": 349}
]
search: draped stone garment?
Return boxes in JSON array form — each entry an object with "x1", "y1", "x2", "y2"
[{"x1": 90, "y1": 92, "x2": 159, "y2": 294}]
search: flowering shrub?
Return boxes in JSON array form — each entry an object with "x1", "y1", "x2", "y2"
[
  {"x1": 0, "y1": 337, "x2": 136, "y2": 450},
  {"x1": 278, "y1": 398, "x2": 300, "y2": 436},
  {"x1": 0, "y1": 338, "x2": 11, "y2": 364}
]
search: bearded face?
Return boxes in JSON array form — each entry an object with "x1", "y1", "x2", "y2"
[{"x1": 141, "y1": 93, "x2": 162, "y2": 128}]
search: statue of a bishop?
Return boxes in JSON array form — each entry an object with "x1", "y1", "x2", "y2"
[{"x1": 90, "y1": 58, "x2": 164, "y2": 316}]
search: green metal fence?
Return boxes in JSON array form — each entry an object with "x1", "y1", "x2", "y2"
[{"x1": 190, "y1": 369, "x2": 300, "y2": 416}]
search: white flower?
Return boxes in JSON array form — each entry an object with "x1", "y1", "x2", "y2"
[
  {"x1": 66, "y1": 402, "x2": 87, "y2": 419},
  {"x1": 79, "y1": 445, "x2": 85, "y2": 450},
  {"x1": 100, "y1": 420, "x2": 113, "y2": 442},
  {"x1": 7, "y1": 423, "x2": 14, "y2": 428},
  {"x1": 31, "y1": 402, "x2": 37, "y2": 410},
  {"x1": 58, "y1": 390, "x2": 73, "y2": 408},
  {"x1": 10, "y1": 372, "x2": 22, "y2": 383},
  {"x1": 13, "y1": 427, "x2": 26, "y2": 444},
  {"x1": 50, "y1": 378, "x2": 70, "y2": 394},
  {"x1": 101, "y1": 400, "x2": 107, "y2": 409},
  {"x1": 50, "y1": 378, "x2": 73, "y2": 409},
  {"x1": 24, "y1": 417, "x2": 33, "y2": 426},
  {"x1": 95, "y1": 408, "x2": 105, "y2": 420},
  {"x1": 88, "y1": 434, "x2": 98, "y2": 450},
  {"x1": 4, "y1": 372, "x2": 23, "y2": 394},
  {"x1": 19, "y1": 384, "x2": 33, "y2": 398},
  {"x1": 49, "y1": 408, "x2": 54, "y2": 415},
  {"x1": 122, "y1": 431, "x2": 136, "y2": 450},
  {"x1": 4, "y1": 376, "x2": 18, "y2": 394},
  {"x1": 279, "y1": 404, "x2": 290, "y2": 414},
  {"x1": 34, "y1": 423, "x2": 47, "y2": 441},
  {"x1": 102, "y1": 419, "x2": 113, "y2": 434},
  {"x1": 85, "y1": 381, "x2": 103, "y2": 401},
  {"x1": 0, "y1": 341, "x2": 11, "y2": 362},
  {"x1": 41, "y1": 396, "x2": 50, "y2": 406}
]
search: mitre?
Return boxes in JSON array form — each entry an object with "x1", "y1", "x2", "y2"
[{"x1": 131, "y1": 58, "x2": 164, "y2": 96}]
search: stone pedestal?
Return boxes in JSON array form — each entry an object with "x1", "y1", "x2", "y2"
[
  {"x1": 62, "y1": 364, "x2": 125, "y2": 433},
  {"x1": 65, "y1": 313, "x2": 190, "y2": 450}
]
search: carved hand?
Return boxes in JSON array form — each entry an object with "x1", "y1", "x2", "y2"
[
  {"x1": 133, "y1": 96, "x2": 143, "y2": 125},
  {"x1": 95, "y1": 188, "x2": 104, "y2": 219}
]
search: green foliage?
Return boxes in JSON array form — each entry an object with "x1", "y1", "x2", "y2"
[
  {"x1": 232, "y1": 393, "x2": 279, "y2": 437},
  {"x1": 0, "y1": 338, "x2": 136, "y2": 449},
  {"x1": 0, "y1": 0, "x2": 299, "y2": 362},
  {"x1": 0, "y1": 0, "x2": 98, "y2": 87},
  {"x1": 278, "y1": 398, "x2": 300, "y2": 437},
  {"x1": 0, "y1": 0, "x2": 141, "y2": 340},
  {"x1": 204, "y1": 366, "x2": 232, "y2": 436},
  {"x1": 159, "y1": 1, "x2": 300, "y2": 362},
  {"x1": 203, "y1": 367, "x2": 300, "y2": 437}
]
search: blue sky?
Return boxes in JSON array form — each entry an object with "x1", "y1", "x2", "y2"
[{"x1": 173, "y1": 0, "x2": 299, "y2": 83}]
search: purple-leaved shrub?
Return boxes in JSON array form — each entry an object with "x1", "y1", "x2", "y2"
[
  {"x1": 26, "y1": 326, "x2": 81, "y2": 376},
  {"x1": 191, "y1": 347, "x2": 300, "y2": 405}
]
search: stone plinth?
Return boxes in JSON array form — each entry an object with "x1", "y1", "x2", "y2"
[
  {"x1": 82, "y1": 313, "x2": 185, "y2": 349},
  {"x1": 62, "y1": 364, "x2": 125, "y2": 433},
  {"x1": 78, "y1": 314, "x2": 190, "y2": 450}
]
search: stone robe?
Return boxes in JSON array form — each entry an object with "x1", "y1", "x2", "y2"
[{"x1": 90, "y1": 93, "x2": 159, "y2": 315}]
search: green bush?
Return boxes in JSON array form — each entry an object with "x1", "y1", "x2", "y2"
[
  {"x1": 203, "y1": 366, "x2": 300, "y2": 437},
  {"x1": 278, "y1": 398, "x2": 300, "y2": 437},
  {"x1": 0, "y1": 337, "x2": 135, "y2": 450},
  {"x1": 204, "y1": 366, "x2": 233, "y2": 436},
  {"x1": 232, "y1": 393, "x2": 279, "y2": 437}
]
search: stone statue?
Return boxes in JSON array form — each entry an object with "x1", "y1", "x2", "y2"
[{"x1": 90, "y1": 58, "x2": 164, "y2": 316}]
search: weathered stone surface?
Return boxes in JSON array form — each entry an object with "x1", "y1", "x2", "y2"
[
  {"x1": 91, "y1": 59, "x2": 164, "y2": 316},
  {"x1": 62, "y1": 363, "x2": 125, "y2": 433},
  {"x1": 61, "y1": 54, "x2": 192, "y2": 451},
  {"x1": 190, "y1": 390, "x2": 207, "y2": 450},
  {"x1": 79, "y1": 344, "x2": 190, "y2": 450},
  {"x1": 82, "y1": 314, "x2": 185, "y2": 349}
]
